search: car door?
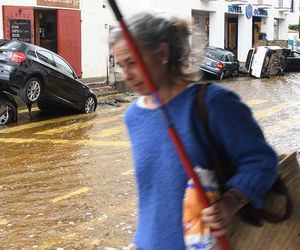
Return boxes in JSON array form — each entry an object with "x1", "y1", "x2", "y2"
[{"x1": 52, "y1": 54, "x2": 86, "y2": 108}]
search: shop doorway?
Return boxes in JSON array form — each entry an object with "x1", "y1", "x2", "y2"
[
  {"x1": 226, "y1": 18, "x2": 238, "y2": 55},
  {"x1": 252, "y1": 17, "x2": 261, "y2": 47},
  {"x1": 34, "y1": 9, "x2": 57, "y2": 53},
  {"x1": 2, "y1": 6, "x2": 81, "y2": 77},
  {"x1": 34, "y1": 9, "x2": 82, "y2": 77}
]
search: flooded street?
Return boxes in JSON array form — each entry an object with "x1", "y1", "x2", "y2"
[
  {"x1": 222, "y1": 73, "x2": 300, "y2": 154},
  {"x1": 0, "y1": 74, "x2": 299, "y2": 249}
]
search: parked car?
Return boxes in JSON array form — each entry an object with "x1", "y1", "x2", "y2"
[
  {"x1": 0, "y1": 39, "x2": 9, "y2": 47},
  {"x1": 200, "y1": 47, "x2": 240, "y2": 80},
  {"x1": 0, "y1": 40, "x2": 97, "y2": 114},
  {"x1": 245, "y1": 46, "x2": 290, "y2": 78},
  {"x1": 285, "y1": 50, "x2": 300, "y2": 72},
  {"x1": 0, "y1": 91, "x2": 17, "y2": 125}
]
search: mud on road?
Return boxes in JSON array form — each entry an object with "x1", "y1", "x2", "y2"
[
  {"x1": 0, "y1": 75, "x2": 300, "y2": 249},
  {"x1": 0, "y1": 94, "x2": 137, "y2": 250}
]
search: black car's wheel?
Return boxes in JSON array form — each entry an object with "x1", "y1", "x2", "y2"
[
  {"x1": 232, "y1": 70, "x2": 239, "y2": 77},
  {"x1": 219, "y1": 71, "x2": 225, "y2": 80},
  {"x1": 0, "y1": 102, "x2": 16, "y2": 125},
  {"x1": 20, "y1": 77, "x2": 42, "y2": 104},
  {"x1": 82, "y1": 96, "x2": 97, "y2": 113}
]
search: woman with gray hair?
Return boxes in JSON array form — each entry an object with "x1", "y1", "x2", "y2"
[{"x1": 110, "y1": 13, "x2": 277, "y2": 250}]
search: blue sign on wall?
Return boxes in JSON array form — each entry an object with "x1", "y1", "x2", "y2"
[
  {"x1": 253, "y1": 8, "x2": 268, "y2": 16},
  {"x1": 245, "y1": 4, "x2": 253, "y2": 19},
  {"x1": 228, "y1": 5, "x2": 243, "y2": 14}
]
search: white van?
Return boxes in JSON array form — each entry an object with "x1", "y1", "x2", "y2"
[{"x1": 245, "y1": 46, "x2": 290, "y2": 78}]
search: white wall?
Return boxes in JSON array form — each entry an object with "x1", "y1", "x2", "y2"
[
  {"x1": 238, "y1": 14, "x2": 252, "y2": 62},
  {"x1": 209, "y1": 10, "x2": 225, "y2": 48},
  {"x1": 278, "y1": 18, "x2": 289, "y2": 39},
  {"x1": 261, "y1": 16, "x2": 275, "y2": 41},
  {"x1": 81, "y1": 0, "x2": 108, "y2": 78}
]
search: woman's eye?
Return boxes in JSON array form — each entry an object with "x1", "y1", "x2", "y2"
[{"x1": 128, "y1": 61, "x2": 135, "y2": 66}]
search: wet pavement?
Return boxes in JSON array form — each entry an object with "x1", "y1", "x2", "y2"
[{"x1": 0, "y1": 73, "x2": 299, "y2": 249}]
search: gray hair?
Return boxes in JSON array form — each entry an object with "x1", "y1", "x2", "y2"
[{"x1": 109, "y1": 13, "x2": 191, "y2": 76}]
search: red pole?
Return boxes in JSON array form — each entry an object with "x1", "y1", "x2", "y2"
[{"x1": 108, "y1": 1, "x2": 232, "y2": 249}]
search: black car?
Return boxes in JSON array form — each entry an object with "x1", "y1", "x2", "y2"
[
  {"x1": 285, "y1": 50, "x2": 300, "y2": 72},
  {"x1": 200, "y1": 47, "x2": 240, "y2": 80},
  {"x1": 0, "y1": 40, "x2": 97, "y2": 114}
]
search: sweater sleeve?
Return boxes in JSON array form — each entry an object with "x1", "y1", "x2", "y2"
[{"x1": 206, "y1": 86, "x2": 278, "y2": 208}]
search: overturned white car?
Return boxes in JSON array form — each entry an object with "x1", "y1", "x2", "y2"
[{"x1": 245, "y1": 46, "x2": 290, "y2": 78}]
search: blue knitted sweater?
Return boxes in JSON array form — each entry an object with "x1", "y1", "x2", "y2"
[{"x1": 124, "y1": 83, "x2": 278, "y2": 250}]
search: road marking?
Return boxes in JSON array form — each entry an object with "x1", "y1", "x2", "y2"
[
  {"x1": 0, "y1": 138, "x2": 130, "y2": 147},
  {"x1": 0, "y1": 105, "x2": 127, "y2": 134},
  {"x1": 18, "y1": 107, "x2": 40, "y2": 114},
  {"x1": 51, "y1": 187, "x2": 90, "y2": 202},
  {"x1": 35, "y1": 114, "x2": 123, "y2": 135},
  {"x1": 93, "y1": 125, "x2": 125, "y2": 137},
  {"x1": 0, "y1": 219, "x2": 9, "y2": 225},
  {"x1": 246, "y1": 99, "x2": 268, "y2": 107},
  {"x1": 254, "y1": 102, "x2": 300, "y2": 120},
  {"x1": 121, "y1": 169, "x2": 134, "y2": 175},
  {"x1": 263, "y1": 113, "x2": 300, "y2": 137},
  {"x1": 0, "y1": 113, "x2": 96, "y2": 134}
]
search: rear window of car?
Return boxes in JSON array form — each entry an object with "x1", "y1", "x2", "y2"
[
  {"x1": 0, "y1": 41, "x2": 26, "y2": 51},
  {"x1": 204, "y1": 50, "x2": 223, "y2": 60},
  {"x1": 36, "y1": 50, "x2": 55, "y2": 66},
  {"x1": 226, "y1": 54, "x2": 236, "y2": 62}
]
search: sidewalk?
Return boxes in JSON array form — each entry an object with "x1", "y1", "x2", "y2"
[{"x1": 81, "y1": 76, "x2": 114, "y2": 94}]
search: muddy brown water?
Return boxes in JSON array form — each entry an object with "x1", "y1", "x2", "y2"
[{"x1": 0, "y1": 74, "x2": 299, "y2": 249}]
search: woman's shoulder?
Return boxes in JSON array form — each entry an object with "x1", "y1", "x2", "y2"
[
  {"x1": 124, "y1": 100, "x2": 138, "y2": 119},
  {"x1": 124, "y1": 99, "x2": 153, "y2": 124}
]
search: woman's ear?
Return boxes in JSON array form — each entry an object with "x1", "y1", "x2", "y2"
[{"x1": 159, "y1": 42, "x2": 170, "y2": 64}]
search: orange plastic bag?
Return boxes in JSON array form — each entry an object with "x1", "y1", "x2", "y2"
[{"x1": 183, "y1": 167, "x2": 220, "y2": 250}]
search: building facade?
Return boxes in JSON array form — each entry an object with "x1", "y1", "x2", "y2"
[{"x1": 0, "y1": 0, "x2": 299, "y2": 78}]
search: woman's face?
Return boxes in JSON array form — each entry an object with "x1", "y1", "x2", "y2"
[{"x1": 112, "y1": 39, "x2": 166, "y2": 95}]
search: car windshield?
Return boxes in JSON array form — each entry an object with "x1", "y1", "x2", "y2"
[
  {"x1": 0, "y1": 41, "x2": 26, "y2": 51},
  {"x1": 204, "y1": 50, "x2": 223, "y2": 60}
]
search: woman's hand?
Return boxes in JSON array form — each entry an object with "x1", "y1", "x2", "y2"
[{"x1": 201, "y1": 189, "x2": 249, "y2": 237}]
